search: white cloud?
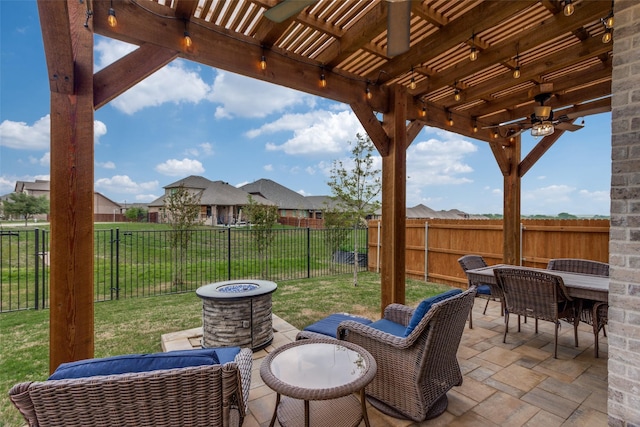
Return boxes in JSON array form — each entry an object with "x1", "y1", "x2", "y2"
[
  {"x1": 209, "y1": 72, "x2": 312, "y2": 119},
  {"x1": 39, "y1": 152, "x2": 50, "y2": 167},
  {"x1": 0, "y1": 176, "x2": 15, "y2": 194},
  {"x1": 97, "y1": 161, "x2": 116, "y2": 169},
  {"x1": 264, "y1": 164, "x2": 273, "y2": 171},
  {"x1": 155, "y1": 158, "x2": 205, "y2": 176},
  {"x1": 254, "y1": 110, "x2": 363, "y2": 156},
  {"x1": 95, "y1": 39, "x2": 212, "y2": 115},
  {"x1": 184, "y1": 142, "x2": 214, "y2": 157},
  {"x1": 95, "y1": 175, "x2": 159, "y2": 195},
  {"x1": 578, "y1": 189, "x2": 609, "y2": 202},
  {"x1": 0, "y1": 115, "x2": 107, "y2": 149}
]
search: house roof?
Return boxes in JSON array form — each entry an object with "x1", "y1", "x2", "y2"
[
  {"x1": 15, "y1": 180, "x2": 51, "y2": 192},
  {"x1": 241, "y1": 178, "x2": 312, "y2": 209},
  {"x1": 149, "y1": 176, "x2": 274, "y2": 207}
]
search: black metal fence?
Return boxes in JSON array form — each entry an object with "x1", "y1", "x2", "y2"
[{"x1": 0, "y1": 227, "x2": 368, "y2": 312}]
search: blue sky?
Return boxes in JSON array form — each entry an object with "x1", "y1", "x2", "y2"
[{"x1": 0, "y1": 1, "x2": 612, "y2": 216}]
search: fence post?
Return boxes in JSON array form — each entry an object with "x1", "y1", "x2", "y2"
[
  {"x1": 34, "y1": 228, "x2": 39, "y2": 310},
  {"x1": 115, "y1": 228, "x2": 120, "y2": 300},
  {"x1": 376, "y1": 221, "x2": 381, "y2": 273},
  {"x1": 307, "y1": 227, "x2": 311, "y2": 278},
  {"x1": 227, "y1": 228, "x2": 232, "y2": 280},
  {"x1": 424, "y1": 222, "x2": 429, "y2": 281}
]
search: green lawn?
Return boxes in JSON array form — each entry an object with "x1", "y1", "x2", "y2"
[{"x1": 0, "y1": 272, "x2": 453, "y2": 426}]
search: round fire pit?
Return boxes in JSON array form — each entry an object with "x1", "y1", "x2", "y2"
[{"x1": 196, "y1": 280, "x2": 277, "y2": 351}]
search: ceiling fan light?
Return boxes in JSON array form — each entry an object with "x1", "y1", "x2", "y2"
[
  {"x1": 531, "y1": 121, "x2": 555, "y2": 137},
  {"x1": 534, "y1": 105, "x2": 552, "y2": 120}
]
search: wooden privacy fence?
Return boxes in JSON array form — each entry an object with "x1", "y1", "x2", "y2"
[{"x1": 367, "y1": 218, "x2": 610, "y2": 289}]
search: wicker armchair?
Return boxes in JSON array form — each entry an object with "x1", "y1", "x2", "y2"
[
  {"x1": 458, "y1": 254, "x2": 503, "y2": 328},
  {"x1": 336, "y1": 288, "x2": 476, "y2": 422},
  {"x1": 8, "y1": 348, "x2": 253, "y2": 427},
  {"x1": 494, "y1": 268, "x2": 578, "y2": 359},
  {"x1": 547, "y1": 258, "x2": 609, "y2": 357}
]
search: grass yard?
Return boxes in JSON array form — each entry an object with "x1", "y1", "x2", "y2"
[{"x1": 0, "y1": 272, "x2": 453, "y2": 426}]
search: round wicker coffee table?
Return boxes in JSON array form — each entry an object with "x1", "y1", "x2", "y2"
[{"x1": 260, "y1": 338, "x2": 377, "y2": 427}]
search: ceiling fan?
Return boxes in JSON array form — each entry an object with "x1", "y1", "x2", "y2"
[
  {"x1": 263, "y1": 0, "x2": 412, "y2": 57},
  {"x1": 488, "y1": 91, "x2": 585, "y2": 138}
]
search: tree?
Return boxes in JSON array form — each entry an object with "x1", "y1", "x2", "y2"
[
  {"x1": 244, "y1": 195, "x2": 279, "y2": 278},
  {"x1": 2, "y1": 193, "x2": 49, "y2": 226},
  {"x1": 163, "y1": 185, "x2": 202, "y2": 286},
  {"x1": 327, "y1": 133, "x2": 381, "y2": 286},
  {"x1": 125, "y1": 207, "x2": 147, "y2": 222}
]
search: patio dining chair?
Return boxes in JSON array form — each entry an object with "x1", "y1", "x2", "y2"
[
  {"x1": 547, "y1": 258, "x2": 609, "y2": 357},
  {"x1": 458, "y1": 254, "x2": 503, "y2": 328},
  {"x1": 494, "y1": 268, "x2": 578, "y2": 359}
]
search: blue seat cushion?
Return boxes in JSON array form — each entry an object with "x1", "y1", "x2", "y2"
[
  {"x1": 303, "y1": 313, "x2": 373, "y2": 338},
  {"x1": 48, "y1": 347, "x2": 240, "y2": 380},
  {"x1": 368, "y1": 319, "x2": 406, "y2": 337},
  {"x1": 476, "y1": 284, "x2": 492, "y2": 295},
  {"x1": 404, "y1": 288, "x2": 463, "y2": 337}
]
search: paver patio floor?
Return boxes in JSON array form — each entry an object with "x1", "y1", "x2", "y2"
[{"x1": 161, "y1": 297, "x2": 608, "y2": 426}]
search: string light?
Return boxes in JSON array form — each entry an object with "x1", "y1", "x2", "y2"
[
  {"x1": 602, "y1": 28, "x2": 612, "y2": 43},
  {"x1": 409, "y1": 67, "x2": 416, "y2": 90},
  {"x1": 563, "y1": 0, "x2": 574, "y2": 17},
  {"x1": 469, "y1": 33, "x2": 478, "y2": 61},
  {"x1": 366, "y1": 85, "x2": 372, "y2": 100},
  {"x1": 454, "y1": 89, "x2": 461, "y2": 102},
  {"x1": 473, "y1": 120, "x2": 478, "y2": 133},
  {"x1": 260, "y1": 54, "x2": 267, "y2": 70},
  {"x1": 493, "y1": 130, "x2": 499, "y2": 139},
  {"x1": 320, "y1": 72, "x2": 327, "y2": 88},
  {"x1": 183, "y1": 21, "x2": 192, "y2": 49},
  {"x1": 513, "y1": 45, "x2": 521, "y2": 79},
  {"x1": 108, "y1": 1, "x2": 117, "y2": 28},
  {"x1": 420, "y1": 106, "x2": 426, "y2": 117},
  {"x1": 447, "y1": 111, "x2": 454, "y2": 126}
]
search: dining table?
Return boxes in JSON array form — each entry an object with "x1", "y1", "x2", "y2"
[{"x1": 465, "y1": 264, "x2": 609, "y2": 302}]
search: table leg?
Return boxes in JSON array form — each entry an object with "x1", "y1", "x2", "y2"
[
  {"x1": 269, "y1": 393, "x2": 281, "y2": 427},
  {"x1": 304, "y1": 400, "x2": 310, "y2": 427},
  {"x1": 360, "y1": 389, "x2": 371, "y2": 427}
]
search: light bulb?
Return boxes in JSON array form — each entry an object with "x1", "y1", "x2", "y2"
[
  {"x1": 409, "y1": 78, "x2": 416, "y2": 90},
  {"x1": 184, "y1": 32, "x2": 193, "y2": 49},
  {"x1": 420, "y1": 107, "x2": 426, "y2": 117},
  {"x1": 320, "y1": 73, "x2": 326, "y2": 88},
  {"x1": 469, "y1": 47, "x2": 478, "y2": 61},
  {"x1": 606, "y1": 15, "x2": 614, "y2": 29},
  {"x1": 513, "y1": 66, "x2": 521, "y2": 79},
  {"x1": 108, "y1": 8, "x2": 117, "y2": 27},
  {"x1": 448, "y1": 116, "x2": 454, "y2": 126},
  {"x1": 473, "y1": 124, "x2": 478, "y2": 133},
  {"x1": 602, "y1": 29, "x2": 612, "y2": 43},
  {"x1": 493, "y1": 130, "x2": 499, "y2": 139},
  {"x1": 563, "y1": 1, "x2": 574, "y2": 16},
  {"x1": 366, "y1": 87, "x2": 372, "y2": 100},
  {"x1": 454, "y1": 90, "x2": 461, "y2": 102},
  {"x1": 260, "y1": 55, "x2": 267, "y2": 70}
]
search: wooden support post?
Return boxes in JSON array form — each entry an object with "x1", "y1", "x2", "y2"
[
  {"x1": 380, "y1": 86, "x2": 408, "y2": 313},
  {"x1": 502, "y1": 136, "x2": 521, "y2": 265},
  {"x1": 38, "y1": 0, "x2": 95, "y2": 373}
]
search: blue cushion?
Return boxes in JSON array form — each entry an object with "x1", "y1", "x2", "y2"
[
  {"x1": 476, "y1": 284, "x2": 492, "y2": 295},
  {"x1": 368, "y1": 319, "x2": 406, "y2": 337},
  {"x1": 48, "y1": 347, "x2": 239, "y2": 380},
  {"x1": 303, "y1": 313, "x2": 373, "y2": 338},
  {"x1": 404, "y1": 289, "x2": 463, "y2": 337}
]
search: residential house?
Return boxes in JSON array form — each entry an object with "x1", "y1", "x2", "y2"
[
  {"x1": 148, "y1": 175, "x2": 274, "y2": 226},
  {"x1": 240, "y1": 178, "x2": 313, "y2": 219}
]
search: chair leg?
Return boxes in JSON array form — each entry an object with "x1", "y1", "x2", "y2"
[
  {"x1": 554, "y1": 321, "x2": 559, "y2": 359},
  {"x1": 503, "y1": 313, "x2": 509, "y2": 343},
  {"x1": 594, "y1": 321, "x2": 600, "y2": 358},
  {"x1": 482, "y1": 297, "x2": 490, "y2": 315},
  {"x1": 469, "y1": 308, "x2": 473, "y2": 329},
  {"x1": 535, "y1": 318, "x2": 538, "y2": 334}
]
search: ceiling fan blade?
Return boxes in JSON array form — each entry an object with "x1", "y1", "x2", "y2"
[
  {"x1": 555, "y1": 122, "x2": 584, "y2": 131},
  {"x1": 263, "y1": 0, "x2": 316, "y2": 23},
  {"x1": 387, "y1": 0, "x2": 411, "y2": 57}
]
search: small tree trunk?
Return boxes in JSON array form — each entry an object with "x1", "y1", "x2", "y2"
[{"x1": 353, "y1": 224, "x2": 358, "y2": 286}]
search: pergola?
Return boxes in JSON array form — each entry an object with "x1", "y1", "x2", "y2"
[{"x1": 38, "y1": 0, "x2": 614, "y2": 370}]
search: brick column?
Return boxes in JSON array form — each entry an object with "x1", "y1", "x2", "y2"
[{"x1": 608, "y1": 1, "x2": 640, "y2": 424}]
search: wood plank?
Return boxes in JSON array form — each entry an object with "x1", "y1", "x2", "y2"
[
  {"x1": 94, "y1": 44, "x2": 179, "y2": 110},
  {"x1": 37, "y1": 0, "x2": 74, "y2": 94},
  {"x1": 380, "y1": 86, "x2": 408, "y2": 313},
  {"x1": 41, "y1": 0, "x2": 95, "y2": 373},
  {"x1": 503, "y1": 136, "x2": 521, "y2": 265}
]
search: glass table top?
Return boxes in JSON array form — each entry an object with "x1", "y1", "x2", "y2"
[{"x1": 270, "y1": 342, "x2": 368, "y2": 390}]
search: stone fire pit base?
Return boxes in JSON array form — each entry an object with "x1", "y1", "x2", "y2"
[{"x1": 196, "y1": 280, "x2": 277, "y2": 351}]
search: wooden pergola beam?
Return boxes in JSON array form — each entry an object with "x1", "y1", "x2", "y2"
[{"x1": 38, "y1": 0, "x2": 96, "y2": 373}]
